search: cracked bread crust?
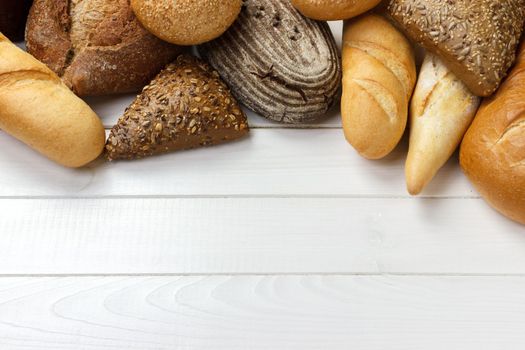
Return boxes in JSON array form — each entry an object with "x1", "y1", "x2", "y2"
[
  {"x1": 26, "y1": 0, "x2": 183, "y2": 96},
  {"x1": 460, "y1": 42, "x2": 525, "y2": 224}
]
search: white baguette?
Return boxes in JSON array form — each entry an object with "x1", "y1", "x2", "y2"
[
  {"x1": 406, "y1": 52, "x2": 480, "y2": 195},
  {"x1": 0, "y1": 33, "x2": 105, "y2": 168}
]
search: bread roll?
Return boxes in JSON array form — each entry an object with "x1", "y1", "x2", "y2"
[
  {"x1": 406, "y1": 53, "x2": 480, "y2": 195},
  {"x1": 291, "y1": 0, "x2": 382, "y2": 20},
  {"x1": 460, "y1": 42, "x2": 525, "y2": 225},
  {"x1": 387, "y1": 0, "x2": 525, "y2": 97},
  {"x1": 106, "y1": 55, "x2": 249, "y2": 160},
  {"x1": 26, "y1": 0, "x2": 182, "y2": 96},
  {"x1": 342, "y1": 14, "x2": 416, "y2": 159},
  {"x1": 131, "y1": 0, "x2": 242, "y2": 45},
  {"x1": 0, "y1": 34, "x2": 105, "y2": 168}
]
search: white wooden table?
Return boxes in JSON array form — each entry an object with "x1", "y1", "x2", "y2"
[{"x1": 1, "y1": 22, "x2": 525, "y2": 349}]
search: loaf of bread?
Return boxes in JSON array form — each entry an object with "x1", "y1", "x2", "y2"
[
  {"x1": 460, "y1": 42, "x2": 525, "y2": 225},
  {"x1": 0, "y1": 0, "x2": 32, "y2": 41},
  {"x1": 342, "y1": 14, "x2": 416, "y2": 159},
  {"x1": 131, "y1": 0, "x2": 242, "y2": 45},
  {"x1": 199, "y1": 0, "x2": 341, "y2": 124},
  {"x1": 106, "y1": 55, "x2": 249, "y2": 160},
  {"x1": 26, "y1": 0, "x2": 182, "y2": 96},
  {"x1": 0, "y1": 34, "x2": 105, "y2": 167},
  {"x1": 406, "y1": 52, "x2": 480, "y2": 195},
  {"x1": 386, "y1": 0, "x2": 525, "y2": 97},
  {"x1": 291, "y1": 0, "x2": 382, "y2": 20}
]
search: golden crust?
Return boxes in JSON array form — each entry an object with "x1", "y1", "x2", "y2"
[
  {"x1": 460, "y1": 42, "x2": 525, "y2": 225},
  {"x1": 291, "y1": 0, "x2": 381, "y2": 20},
  {"x1": 130, "y1": 0, "x2": 242, "y2": 45}
]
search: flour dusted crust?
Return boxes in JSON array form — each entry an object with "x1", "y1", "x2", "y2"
[
  {"x1": 199, "y1": 0, "x2": 341, "y2": 124},
  {"x1": 387, "y1": 0, "x2": 525, "y2": 96},
  {"x1": 130, "y1": 0, "x2": 242, "y2": 45},
  {"x1": 26, "y1": 0, "x2": 182, "y2": 96}
]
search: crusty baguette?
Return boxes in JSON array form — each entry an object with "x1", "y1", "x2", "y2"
[
  {"x1": 291, "y1": 0, "x2": 382, "y2": 20},
  {"x1": 342, "y1": 14, "x2": 416, "y2": 159},
  {"x1": 0, "y1": 34, "x2": 105, "y2": 168},
  {"x1": 460, "y1": 42, "x2": 525, "y2": 225},
  {"x1": 406, "y1": 52, "x2": 480, "y2": 195}
]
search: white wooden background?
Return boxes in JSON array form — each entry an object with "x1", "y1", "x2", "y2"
[{"x1": 1, "y1": 22, "x2": 525, "y2": 349}]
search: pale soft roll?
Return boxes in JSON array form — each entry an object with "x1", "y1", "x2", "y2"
[
  {"x1": 406, "y1": 52, "x2": 480, "y2": 195},
  {"x1": 341, "y1": 14, "x2": 416, "y2": 160},
  {"x1": 0, "y1": 34, "x2": 105, "y2": 167}
]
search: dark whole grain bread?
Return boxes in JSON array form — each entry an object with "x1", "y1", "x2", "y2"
[
  {"x1": 386, "y1": 0, "x2": 525, "y2": 97},
  {"x1": 198, "y1": 0, "x2": 341, "y2": 124},
  {"x1": 106, "y1": 54, "x2": 249, "y2": 161},
  {"x1": 26, "y1": 0, "x2": 182, "y2": 96}
]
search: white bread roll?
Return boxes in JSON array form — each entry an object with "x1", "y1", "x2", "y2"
[
  {"x1": 460, "y1": 42, "x2": 525, "y2": 225},
  {"x1": 406, "y1": 53, "x2": 480, "y2": 195},
  {"x1": 0, "y1": 33, "x2": 105, "y2": 168},
  {"x1": 342, "y1": 14, "x2": 416, "y2": 159},
  {"x1": 291, "y1": 0, "x2": 382, "y2": 20}
]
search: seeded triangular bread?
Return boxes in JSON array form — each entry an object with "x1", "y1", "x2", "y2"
[
  {"x1": 106, "y1": 55, "x2": 249, "y2": 160},
  {"x1": 387, "y1": 0, "x2": 525, "y2": 96}
]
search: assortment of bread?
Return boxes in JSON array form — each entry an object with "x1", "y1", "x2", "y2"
[{"x1": 0, "y1": 0, "x2": 523, "y2": 224}]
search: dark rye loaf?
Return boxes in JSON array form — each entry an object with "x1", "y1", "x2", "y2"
[
  {"x1": 26, "y1": 0, "x2": 182, "y2": 96},
  {"x1": 386, "y1": 0, "x2": 525, "y2": 97},
  {"x1": 199, "y1": 0, "x2": 341, "y2": 124}
]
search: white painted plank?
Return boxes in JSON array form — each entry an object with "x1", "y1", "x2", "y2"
[
  {"x1": 0, "y1": 129, "x2": 474, "y2": 197},
  {"x1": 0, "y1": 275, "x2": 524, "y2": 349},
  {"x1": 0, "y1": 198, "x2": 523, "y2": 274}
]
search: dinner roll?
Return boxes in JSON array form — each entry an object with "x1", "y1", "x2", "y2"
[
  {"x1": 130, "y1": 0, "x2": 242, "y2": 45},
  {"x1": 291, "y1": 0, "x2": 382, "y2": 20}
]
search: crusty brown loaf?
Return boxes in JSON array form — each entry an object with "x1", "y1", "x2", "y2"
[
  {"x1": 0, "y1": 33, "x2": 105, "y2": 168},
  {"x1": 387, "y1": 0, "x2": 525, "y2": 97},
  {"x1": 291, "y1": 0, "x2": 382, "y2": 20},
  {"x1": 26, "y1": 0, "x2": 182, "y2": 96},
  {"x1": 460, "y1": 42, "x2": 525, "y2": 225},
  {"x1": 106, "y1": 55, "x2": 249, "y2": 161},
  {"x1": 198, "y1": 0, "x2": 341, "y2": 124},
  {"x1": 342, "y1": 14, "x2": 416, "y2": 159},
  {"x1": 131, "y1": 0, "x2": 242, "y2": 45}
]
